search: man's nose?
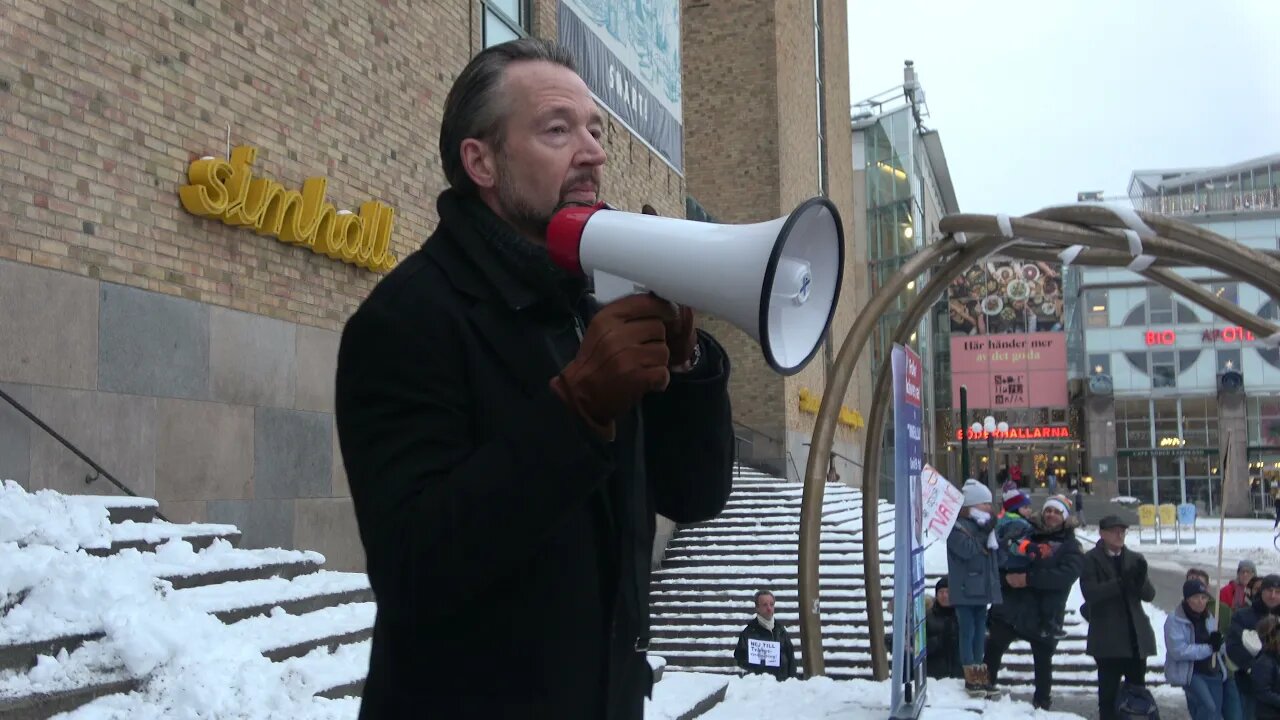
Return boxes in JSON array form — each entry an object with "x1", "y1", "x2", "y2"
[{"x1": 576, "y1": 130, "x2": 606, "y2": 167}]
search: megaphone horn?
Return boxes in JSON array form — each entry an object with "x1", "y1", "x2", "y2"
[{"x1": 547, "y1": 197, "x2": 844, "y2": 376}]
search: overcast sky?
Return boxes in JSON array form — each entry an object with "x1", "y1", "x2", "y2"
[{"x1": 846, "y1": 0, "x2": 1280, "y2": 216}]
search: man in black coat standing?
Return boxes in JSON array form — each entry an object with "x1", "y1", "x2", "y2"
[
  {"x1": 734, "y1": 590, "x2": 797, "y2": 680},
  {"x1": 334, "y1": 39, "x2": 734, "y2": 720},
  {"x1": 1080, "y1": 515, "x2": 1158, "y2": 720},
  {"x1": 984, "y1": 495, "x2": 1084, "y2": 710}
]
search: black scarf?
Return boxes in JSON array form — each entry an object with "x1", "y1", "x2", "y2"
[
  {"x1": 1182, "y1": 601, "x2": 1215, "y2": 676},
  {"x1": 453, "y1": 192, "x2": 586, "y2": 309}
]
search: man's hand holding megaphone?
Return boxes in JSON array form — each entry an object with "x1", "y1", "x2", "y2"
[{"x1": 550, "y1": 203, "x2": 699, "y2": 441}]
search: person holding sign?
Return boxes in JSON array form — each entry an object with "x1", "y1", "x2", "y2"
[
  {"x1": 946, "y1": 479, "x2": 1002, "y2": 698},
  {"x1": 734, "y1": 590, "x2": 797, "y2": 680}
]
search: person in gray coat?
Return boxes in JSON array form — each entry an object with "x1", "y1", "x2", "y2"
[
  {"x1": 1081, "y1": 515, "x2": 1158, "y2": 720},
  {"x1": 947, "y1": 478, "x2": 1002, "y2": 698}
]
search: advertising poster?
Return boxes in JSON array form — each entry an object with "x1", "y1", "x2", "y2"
[
  {"x1": 948, "y1": 258, "x2": 1067, "y2": 408},
  {"x1": 890, "y1": 344, "x2": 927, "y2": 719},
  {"x1": 558, "y1": 0, "x2": 683, "y2": 171}
]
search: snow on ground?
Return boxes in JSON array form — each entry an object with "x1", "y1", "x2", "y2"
[
  {"x1": 1078, "y1": 518, "x2": 1280, "y2": 577},
  {"x1": 0, "y1": 482, "x2": 357, "y2": 719},
  {"x1": 694, "y1": 674, "x2": 1085, "y2": 719}
]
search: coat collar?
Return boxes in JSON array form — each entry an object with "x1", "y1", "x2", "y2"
[{"x1": 423, "y1": 192, "x2": 578, "y2": 397}]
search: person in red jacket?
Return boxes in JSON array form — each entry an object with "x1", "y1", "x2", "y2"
[{"x1": 1223, "y1": 560, "x2": 1259, "y2": 610}]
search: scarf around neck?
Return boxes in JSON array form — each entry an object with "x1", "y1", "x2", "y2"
[{"x1": 757, "y1": 615, "x2": 775, "y2": 632}]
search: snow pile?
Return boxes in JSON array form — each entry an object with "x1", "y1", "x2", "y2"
[
  {"x1": 0, "y1": 482, "x2": 360, "y2": 719},
  {"x1": 696, "y1": 673, "x2": 1086, "y2": 719},
  {"x1": 646, "y1": 672, "x2": 729, "y2": 720},
  {"x1": 0, "y1": 480, "x2": 112, "y2": 551}
]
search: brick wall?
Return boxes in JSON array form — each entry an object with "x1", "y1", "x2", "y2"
[
  {"x1": 683, "y1": 0, "x2": 867, "y2": 474},
  {"x1": 0, "y1": 0, "x2": 682, "y2": 334}
]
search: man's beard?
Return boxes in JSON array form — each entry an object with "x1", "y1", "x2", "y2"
[{"x1": 494, "y1": 160, "x2": 600, "y2": 242}]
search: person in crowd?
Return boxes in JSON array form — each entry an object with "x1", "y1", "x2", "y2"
[
  {"x1": 734, "y1": 590, "x2": 797, "y2": 680},
  {"x1": 925, "y1": 577, "x2": 963, "y2": 681},
  {"x1": 1225, "y1": 561, "x2": 1260, "y2": 611},
  {"x1": 1251, "y1": 616, "x2": 1280, "y2": 719},
  {"x1": 1253, "y1": 577, "x2": 1266, "y2": 604},
  {"x1": 1273, "y1": 487, "x2": 1280, "y2": 530},
  {"x1": 1080, "y1": 514, "x2": 1157, "y2": 720},
  {"x1": 1188, "y1": 567, "x2": 1235, "y2": 631},
  {"x1": 1165, "y1": 578, "x2": 1242, "y2": 720},
  {"x1": 334, "y1": 38, "x2": 735, "y2": 719},
  {"x1": 985, "y1": 494, "x2": 1084, "y2": 710},
  {"x1": 947, "y1": 479, "x2": 1002, "y2": 698},
  {"x1": 995, "y1": 489, "x2": 1067, "y2": 639},
  {"x1": 1227, "y1": 574, "x2": 1280, "y2": 719}
]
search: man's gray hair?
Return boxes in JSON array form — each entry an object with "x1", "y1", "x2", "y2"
[
  {"x1": 439, "y1": 38, "x2": 577, "y2": 194},
  {"x1": 753, "y1": 590, "x2": 774, "y2": 603}
]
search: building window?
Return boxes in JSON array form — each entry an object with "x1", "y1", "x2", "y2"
[
  {"x1": 1210, "y1": 282, "x2": 1239, "y2": 305},
  {"x1": 483, "y1": 0, "x2": 528, "y2": 48},
  {"x1": 1089, "y1": 353, "x2": 1111, "y2": 376},
  {"x1": 1148, "y1": 287, "x2": 1174, "y2": 324},
  {"x1": 1151, "y1": 351, "x2": 1176, "y2": 388},
  {"x1": 1086, "y1": 289, "x2": 1109, "y2": 327},
  {"x1": 1218, "y1": 348, "x2": 1242, "y2": 374}
]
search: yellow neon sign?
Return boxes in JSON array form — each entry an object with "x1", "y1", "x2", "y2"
[
  {"x1": 797, "y1": 388, "x2": 865, "y2": 431},
  {"x1": 179, "y1": 146, "x2": 396, "y2": 272}
]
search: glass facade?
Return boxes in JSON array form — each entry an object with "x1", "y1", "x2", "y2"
[
  {"x1": 1129, "y1": 158, "x2": 1280, "y2": 218},
  {"x1": 1114, "y1": 397, "x2": 1222, "y2": 514}
]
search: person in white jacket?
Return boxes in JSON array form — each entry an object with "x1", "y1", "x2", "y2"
[{"x1": 1165, "y1": 579, "x2": 1243, "y2": 720}]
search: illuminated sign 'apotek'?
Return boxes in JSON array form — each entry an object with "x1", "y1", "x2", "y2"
[
  {"x1": 179, "y1": 146, "x2": 396, "y2": 272},
  {"x1": 955, "y1": 426, "x2": 1071, "y2": 441}
]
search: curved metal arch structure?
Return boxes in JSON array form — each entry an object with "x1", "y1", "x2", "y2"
[{"x1": 798, "y1": 206, "x2": 1280, "y2": 679}]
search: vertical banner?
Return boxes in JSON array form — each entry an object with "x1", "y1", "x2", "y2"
[
  {"x1": 890, "y1": 344, "x2": 927, "y2": 719},
  {"x1": 557, "y1": 0, "x2": 683, "y2": 172}
]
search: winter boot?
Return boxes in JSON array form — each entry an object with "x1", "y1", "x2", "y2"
[
  {"x1": 977, "y1": 665, "x2": 1002, "y2": 699},
  {"x1": 963, "y1": 665, "x2": 985, "y2": 698}
]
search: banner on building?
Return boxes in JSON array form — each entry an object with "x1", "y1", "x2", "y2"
[
  {"x1": 890, "y1": 344, "x2": 927, "y2": 719},
  {"x1": 558, "y1": 0, "x2": 683, "y2": 172},
  {"x1": 948, "y1": 258, "x2": 1067, "y2": 408}
]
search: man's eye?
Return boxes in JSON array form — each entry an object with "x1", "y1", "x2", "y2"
[{"x1": 549, "y1": 125, "x2": 568, "y2": 135}]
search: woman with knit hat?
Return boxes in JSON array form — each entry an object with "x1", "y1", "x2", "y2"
[
  {"x1": 1164, "y1": 577, "x2": 1241, "y2": 720},
  {"x1": 947, "y1": 478, "x2": 1002, "y2": 698}
]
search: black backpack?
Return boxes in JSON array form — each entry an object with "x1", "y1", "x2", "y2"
[{"x1": 1116, "y1": 681, "x2": 1160, "y2": 720}]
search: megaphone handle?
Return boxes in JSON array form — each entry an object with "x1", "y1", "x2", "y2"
[{"x1": 592, "y1": 271, "x2": 647, "y2": 305}]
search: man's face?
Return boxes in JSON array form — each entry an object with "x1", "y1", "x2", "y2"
[
  {"x1": 474, "y1": 60, "x2": 606, "y2": 241},
  {"x1": 1100, "y1": 526, "x2": 1127, "y2": 551},
  {"x1": 1264, "y1": 586, "x2": 1280, "y2": 609},
  {"x1": 1041, "y1": 506, "x2": 1065, "y2": 531},
  {"x1": 936, "y1": 588, "x2": 950, "y2": 607},
  {"x1": 1239, "y1": 569, "x2": 1256, "y2": 585},
  {"x1": 756, "y1": 594, "x2": 775, "y2": 620}
]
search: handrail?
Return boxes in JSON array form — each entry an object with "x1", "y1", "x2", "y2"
[
  {"x1": 0, "y1": 385, "x2": 148, "y2": 504},
  {"x1": 732, "y1": 420, "x2": 784, "y2": 447},
  {"x1": 786, "y1": 450, "x2": 801, "y2": 483},
  {"x1": 802, "y1": 442, "x2": 864, "y2": 468}
]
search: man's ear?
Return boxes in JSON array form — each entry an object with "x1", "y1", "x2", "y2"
[{"x1": 460, "y1": 138, "x2": 498, "y2": 190}]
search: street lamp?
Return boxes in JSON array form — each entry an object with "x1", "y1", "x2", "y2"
[{"x1": 971, "y1": 415, "x2": 1009, "y2": 495}]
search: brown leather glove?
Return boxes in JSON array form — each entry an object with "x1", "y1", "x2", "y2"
[
  {"x1": 550, "y1": 294, "x2": 676, "y2": 440},
  {"x1": 640, "y1": 203, "x2": 698, "y2": 369}
]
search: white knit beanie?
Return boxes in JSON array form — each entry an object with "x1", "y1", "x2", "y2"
[
  {"x1": 1043, "y1": 494, "x2": 1072, "y2": 518},
  {"x1": 961, "y1": 479, "x2": 993, "y2": 508}
]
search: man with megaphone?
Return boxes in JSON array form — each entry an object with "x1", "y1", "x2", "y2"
[{"x1": 334, "y1": 38, "x2": 734, "y2": 720}]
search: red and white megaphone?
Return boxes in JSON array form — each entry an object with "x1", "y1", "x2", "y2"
[{"x1": 547, "y1": 197, "x2": 844, "y2": 376}]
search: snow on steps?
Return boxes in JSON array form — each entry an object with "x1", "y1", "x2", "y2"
[
  {"x1": 651, "y1": 463, "x2": 1151, "y2": 689},
  {"x1": 0, "y1": 489, "x2": 375, "y2": 719}
]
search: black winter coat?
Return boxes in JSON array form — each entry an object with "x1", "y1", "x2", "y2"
[
  {"x1": 1227, "y1": 595, "x2": 1280, "y2": 688},
  {"x1": 989, "y1": 518, "x2": 1083, "y2": 642},
  {"x1": 925, "y1": 601, "x2": 962, "y2": 680},
  {"x1": 1253, "y1": 650, "x2": 1280, "y2": 719},
  {"x1": 734, "y1": 619, "x2": 797, "y2": 680},
  {"x1": 335, "y1": 191, "x2": 735, "y2": 720},
  {"x1": 1080, "y1": 542, "x2": 1157, "y2": 659}
]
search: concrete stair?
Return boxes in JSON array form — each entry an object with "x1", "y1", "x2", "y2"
[
  {"x1": 0, "y1": 493, "x2": 374, "y2": 719},
  {"x1": 649, "y1": 464, "x2": 1163, "y2": 688}
]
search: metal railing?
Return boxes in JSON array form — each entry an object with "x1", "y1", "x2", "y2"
[{"x1": 0, "y1": 385, "x2": 149, "y2": 504}]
